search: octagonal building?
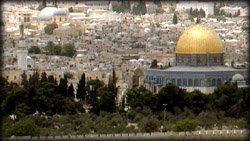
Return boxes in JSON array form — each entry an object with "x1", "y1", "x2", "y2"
[{"x1": 144, "y1": 24, "x2": 248, "y2": 94}]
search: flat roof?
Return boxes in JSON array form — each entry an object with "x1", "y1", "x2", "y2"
[{"x1": 146, "y1": 66, "x2": 247, "y2": 72}]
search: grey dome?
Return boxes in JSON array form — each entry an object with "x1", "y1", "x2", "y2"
[
  {"x1": 232, "y1": 74, "x2": 244, "y2": 81},
  {"x1": 53, "y1": 8, "x2": 67, "y2": 16},
  {"x1": 37, "y1": 7, "x2": 67, "y2": 21},
  {"x1": 37, "y1": 7, "x2": 57, "y2": 21}
]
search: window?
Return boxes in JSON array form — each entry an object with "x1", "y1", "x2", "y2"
[
  {"x1": 213, "y1": 57, "x2": 217, "y2": 63},
  {"x1": 14, "y1": 76, "x2": 16, "y2": 80},
  {"x1": 197, "y1": 57, "x2": 200, "y2": 63},
  {"x1": 194, "y1": 79, "x2": 199, "y2": 86},
  {"x1": 217, "y1": 78, "x2": 221, "y2": 85},
  {"x1": 171, "y1": 79, "x2": 176, "y2": 85},
  {"x1": 188, "y1": 57, "x2": 191, "y2": 63},
  {"x1": 60, "y1": 17, "x2": 62, "y2": 22},
  {"x1": 177, "y1": 79, "x2": 181, "y2": 86},
  {"x1": 183, "y1": 79, "x2": 187, "y2": 86},
  {"x1": 207, "y1": 79, "x2": 211, "y2": 86},
  {"x1": 166, "y1": 78, "x2": 171, "y2": 84},
  {"x1": 200, "y1": 79, "x2": 205, "y2": 86},
  {"x1": 212, "y1": 79, "x2": 216, "y2": 86},
  {"x1": 188, "y1": 79, "x2": 193, "y2": 86}
]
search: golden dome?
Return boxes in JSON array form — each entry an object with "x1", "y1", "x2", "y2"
[{"x1": 175, "y1": 24, "x2": 223, "y2": 54}]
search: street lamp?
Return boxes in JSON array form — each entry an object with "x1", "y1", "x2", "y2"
[{"x1": 163, "y1": 104, "x2": 167, "y2": 123}]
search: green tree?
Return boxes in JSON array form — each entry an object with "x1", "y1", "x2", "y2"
[
  {"x1": 48, "y1": 75, "x2": 57, "y2": 84},
  {"x1": 125, "y1": 86, "x2": 157, "y2": 111},
  {"x1": 98, "y1": 87, "x2": 116, "y2": 113},
  {"x1": 44, "y1": 23, "x2": 58, "y2": 34},
  {"x1": 21, "y1": 71, "x2": 29, "y2": 90},
  {"x1": 40, "y1": 72, "x2": 48, "y2": 84},
  {"x1": 86, "y1": 80, "x2": 104, "y2": 114},
  {"x1": 2, "y1": 87, "x2": 28, "y2": 115},
  {"x1": 185, "y1": 90, "x2": 209, "y2": 114},
  {"x1": 212, "y1": 83, "x2": 241, "y2": 112},
  {"x1": 68, "y1": 7, "x2": 73, "y2": 12},
  {"x1": 61, "y1": 43, "x2": 75, "y2": 57},
  {"x1": 108, "y1": 68, "x2": 117, "y2": 97},
  {"x1": 0, "y1": 77, "x2": 12, "y2": 116},
  {"x1": 173, "y1": 13, "x2": 178, "y2": 24},
  {"x1": 67, "y1": 83, "x2": 75, "y2": 98},
  {"x1": 150, "y1": 59, "x2": 158, "y2": 68},
  {"x1": 132, "y1": 0, "x2": 147, "y2": 15},
  {"x1": 7, "y1": 120, "x2": 39, "y2": 136},
  {"x1": 157, "y1": 83, "x2": 186, "y2": 113},
  {"x1": 28, "y1": 46, "x2": 41, "y2": 54},
  {"x1": 57, "y1": 77, "x2": 68, "y2": 97},
  {"x1": 14, "y1": 103, "x2": 30, "y2": 118},
  {"x1": 190, "y1": 7, "x2": 193, "y2": 16},
  {"x1": 28, "y1": 71, "x2": 40, "y2": 88},
  {"x1": 52, "y1": 45, "x2": 62, "y2": 55},
  {"x1": 62, "y1": 97, "x2": 78, "y2": 115},
  {"x1": 138, "y1": 116, "x2": 160, "y2": 132},
  {"x1": 173, "y1": 119, "x2": 198, "y2": 133},
  {"x1": 76, "y1": 73, "x2": 86, "y2": 100}
]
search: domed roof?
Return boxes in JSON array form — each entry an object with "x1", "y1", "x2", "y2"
[
  {"x1": 53, "y1": 8, "x2": 67, "y2": 16},
  {"x1": 37, "y1": 7, "x2": 67, "y2": 21},
  {"x1": 232, "y1": 74, "x2": 244, "y2": 81},
  {"x1": 37, "y1": 6, "x2": 57, "y2": 21},
  {"x1": 175, "y1": 24, "x2": 223, "y2": 54}
]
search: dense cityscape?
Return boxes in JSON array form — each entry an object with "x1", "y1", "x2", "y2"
[{"x1": 0, "y1": 0, "x2": 249, "y2": 140}]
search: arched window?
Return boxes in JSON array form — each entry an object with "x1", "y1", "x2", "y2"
[
  {"x1": 171, "y1": 79, "x2": 176, "y2": 85},
  {"x1": 188, "y1": 57, "x2": 191, "y2": 63},
  {"x1": 217, "y1": 78, "x2": 221, "y2": 85},
  {"x1": 60, "y1": 17, "x2": 62, "y2": 22},
  {"x1": 200, "y1": 79, "x2": 205, "y2": 86},
  {"x1": 183, "y1": 79, "x2": 187, "y2": 86},
  {"x1": 177, "y1": 79, "x2": 181, "y2": 86},
  {"x1": 197, "y1": 57, "x2": 200, "y2": 63},
  {"x1": 212, "y1": 79, "x2": 216, "y2": 86},
  {"x1": 207, "y1": 79, "x2": 211, "y2": 86},
  {"x1": 188, "y1": 79, "x2": 193, "y2": 86},
  {"x1": 194, "y1": 79, "x2": 199, "y2": 86}
]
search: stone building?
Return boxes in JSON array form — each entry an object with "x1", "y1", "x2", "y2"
[{"x1": 144, "y1": 24, "x2": 248, "y2": 94}]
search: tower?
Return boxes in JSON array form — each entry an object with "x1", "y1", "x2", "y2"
[{"x1": 17, "y1": 24, "x2": 27, "y2": 71}]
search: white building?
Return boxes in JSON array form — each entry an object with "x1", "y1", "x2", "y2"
[{"x1": 176, "y1": 1, "x2": 214, "y2": 17}]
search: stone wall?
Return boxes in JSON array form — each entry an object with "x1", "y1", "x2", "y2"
[{"x1": 2, "y1": 130, "x2": 248, "y2": 141}]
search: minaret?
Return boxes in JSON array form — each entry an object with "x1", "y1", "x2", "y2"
[
  {"x1": 108, "y1": 1, "x2": 113, "y2": 11},
  {"x1": 43, "y1": 0, "x2": 46, "y2": 8},
  {"x1": 17, "y1": 24, "x2": 27, "y2": 71}
]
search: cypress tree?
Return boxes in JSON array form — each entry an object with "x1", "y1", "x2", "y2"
[
  {"x1": 58, "y1": 76, "x2": 68, "y2": 97},
  {"x1": 190, "y1": 7, "x2": 193, "y2": 16},
  {"x1": 76, "y1": 73, "x2": 86, "y2": 100},
  {"x1": 67, "y1": 83, "x2": 75, "y2": 98},
  {"x1": 40, "y1": 72, "x2": 48, "y2": 83},
  {"x1": 21, "y1": 71, "x2": 29, "y2": 90},
  {"x1": 173, "y1": 13, "x2": 178, "y2": 24},
  {"x1": 48, "y1": 75, "x2": 57, "y2": 84}
]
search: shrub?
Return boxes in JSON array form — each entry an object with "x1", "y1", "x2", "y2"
[
  {"x1": 138, "y1": 116, "x2": 160, "y2": 132},
  {"x1": 28, "y1": 46, "x2": 41, "y2": 54},
  {"x1": 173, "y1": 119, "x2": 198, "y2": 133},
  {"x1": 7, "y1": 120, "x2": 40, "y2": 136}
]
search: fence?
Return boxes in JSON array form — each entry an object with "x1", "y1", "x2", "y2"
[{"x1": 1, "y1": 129, "x2": 249, "y2": 141}]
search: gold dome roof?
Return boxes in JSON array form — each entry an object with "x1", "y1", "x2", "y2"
[{"x1": 175, "y1": 24, "x2": 223, "y2": 54}]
